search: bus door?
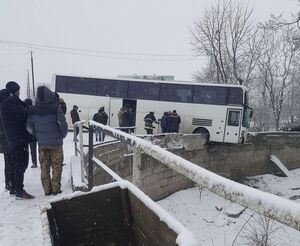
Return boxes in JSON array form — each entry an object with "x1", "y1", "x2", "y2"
[
  {"x1": 123, "y1": 99, "x2": 137, "y2": 131},
  {"x1": 224, "y1": 109, "x2": 242, "y2": 143},
  {"x1": 109, "y1": 98, "x2": 123, "y2": 127}
]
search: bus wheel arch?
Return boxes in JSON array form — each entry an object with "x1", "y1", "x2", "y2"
[{"x1": 192, "y1": 127, "x2": 210, "y2": 143}]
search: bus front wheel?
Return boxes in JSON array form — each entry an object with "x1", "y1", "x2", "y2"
[{"x1": 193, "y1": 127, "x2": 210, "y2": 143}]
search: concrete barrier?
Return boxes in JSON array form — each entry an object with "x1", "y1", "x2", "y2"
[{"x1": 92, "y1": 133, "x2": 300, "y2": 201}]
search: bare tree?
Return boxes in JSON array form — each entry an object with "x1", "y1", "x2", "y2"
[
  {"x1": 256, "y1": 25, "x2": 300, "y2": 130},
  {"x1": 191, "y1": 0, "x2": 262, "y2": 86},
  {"x1": 262, "y1": 13, "x2": 300, "y2": 30}
]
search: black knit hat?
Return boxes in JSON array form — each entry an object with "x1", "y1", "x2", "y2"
[{"x1": 6, "y1": 81, "x2": 20, "y2": 94}]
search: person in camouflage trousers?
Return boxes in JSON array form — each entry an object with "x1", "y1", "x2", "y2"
[
  {"x1": 27, "y1": 86, "x2": 68, "y2": 196},
  {"x1": 39, "y1": 146, "x2": 63, "y2": 194}
]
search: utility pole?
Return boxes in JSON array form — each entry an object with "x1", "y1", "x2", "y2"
[
  {"x1": 30, "y1": 51, "x2": 35, "y2": 97},
  {"x1": 26, "y1": 69, "x2": 31, "y2": 99}
]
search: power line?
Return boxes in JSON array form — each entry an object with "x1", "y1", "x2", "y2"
[{"x1": 0, "y1": 39, "x2": 196, "y2": 59}]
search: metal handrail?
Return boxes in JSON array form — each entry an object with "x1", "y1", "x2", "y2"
[
  {"x1": 73, "y1": 120, "x2": 86, "y2": 183},
  {"x1": 88, "y1": 120, "x2": 300, "y2": 232}
]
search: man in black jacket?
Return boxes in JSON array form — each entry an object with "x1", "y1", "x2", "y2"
[
  {"x1": 169, "y1": 110, "x2": 181, "y2": 133},
  {"x1": 0, "y1": 88, "x2": 13, "y2": 190},
  {"x1": 1, "y1": 81, "x2": 34, "y2": 199},
  {"x1": 70, "y1": 105, "x2": 80, "y2": 141},
  {"x1": 93, "y1": 106, "x2": 108, "y2": 141}
]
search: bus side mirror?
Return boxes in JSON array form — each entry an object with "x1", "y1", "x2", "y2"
[{"x1": 249, "y1": 110, "x2": 253, "y2": 119}]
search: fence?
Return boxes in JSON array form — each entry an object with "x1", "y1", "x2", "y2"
[{"x1": 74, "y1": 120, "x2": 300, "y2": 232}]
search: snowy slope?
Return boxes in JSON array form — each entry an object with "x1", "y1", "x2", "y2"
[{"x1": 157, "y1": 169, "x2": 300, "y2": 245}]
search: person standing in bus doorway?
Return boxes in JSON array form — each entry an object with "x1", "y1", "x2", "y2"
[
  {"x1": 27, "y1": 86, "x2": 68, "y2": 196},
  {"x1": 144, "y1": 110, "x2": 159, "y2": 134},
  {"x1": 122, "y1": 106, "x2": 134, "y2": 133},
  {"x1": 92, "y1": 106, "x2": 108, "y2": 141},
  {"x1": 118, "y1": 107, "x2": 124, "y2": 128},
  {"x1": 24, "y1": 98, "x2": 38, "y2": 168},
  {"x1": 70, "y1": 105, "x2": 80, "y2": 141},
  {"x1": 169, "y1": 110, "x2": 181, "y2": 133}
]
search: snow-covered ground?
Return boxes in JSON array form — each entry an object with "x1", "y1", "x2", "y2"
[
  {"x1": 157, "y1": 169, "x2": 300, "y2": 246},
  {"x1": 0, "y1": 133, "x2": 76, "y2": 246}
]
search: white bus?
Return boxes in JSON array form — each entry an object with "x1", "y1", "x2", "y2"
[{"x1": 53, "y1": 74, "x2": 252, "y2": 143}]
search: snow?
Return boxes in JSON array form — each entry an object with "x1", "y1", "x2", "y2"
[
  {"x1": 243, "y1": 168, "x2": 300, "y2": 203},
  {"x1": 70, "y1": 155, "x2": 87, "y2": 189},
  {"x1": 157, "y1": 174, "x2": 300, "y2": 246},
  {"x1": 0, "y1": 133, "x2": 75, "y2": 246},
  {"x1": 90, "y1": 120, "x2": 300, "y2": 231},
  {"x1": 269, "y1": 154, "x2": 291, "y2": 177}
]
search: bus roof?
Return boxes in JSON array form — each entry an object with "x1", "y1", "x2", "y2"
[{"x1": 53, "y1": 73, "x2": 248, "y2": 91}]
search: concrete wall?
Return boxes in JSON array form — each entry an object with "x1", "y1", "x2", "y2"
[{"x1": 91, "y1": 133, "x2": 300, "y2": 201}]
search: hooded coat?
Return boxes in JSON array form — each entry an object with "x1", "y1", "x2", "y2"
[
  {"x1": 93, "y1": 108, "x2": 108, "y2": 125},
  {"x1": 1, "y1": 91, "x2": 29, "y2": 151},
  {"x1": 0, "y1": 89, "x2": 10, "y2": 153},
  {"x1": 27, "y1": 86, "x2": 68, "y2": 146}
]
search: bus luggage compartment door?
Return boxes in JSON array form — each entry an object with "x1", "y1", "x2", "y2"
[
  {"x1": 224, "y1": 109, "x2": 242, "y2": 143},
  {"x1": 109, "y1": 98, "x2": 123, "y2": 127}
]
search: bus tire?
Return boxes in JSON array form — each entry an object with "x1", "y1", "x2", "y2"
[{"x1": 193, "y1": 127, "x2": 210, "y2": 143}]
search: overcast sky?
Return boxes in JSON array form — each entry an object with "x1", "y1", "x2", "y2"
[{"x1": 0, "y1": 0, "x2": 298, "y2": 97}]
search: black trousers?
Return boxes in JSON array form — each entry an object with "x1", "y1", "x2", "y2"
[
  {"x1": 9, "y1": 145, "x2": 29, "y2": 192},
  {"x1": 74, "y1": 126, "x2": 79, "y2": 140},
  {"x1": 4, "y1": 153, "x2": 13, "y2": 188},
  {"x1": 146, "y1": 129, "x2": 153, "y2": 134},
  {"x1": 29, "y1": 141, "x2": 37, "y2": 165}
]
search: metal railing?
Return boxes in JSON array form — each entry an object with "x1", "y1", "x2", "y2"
[
  {"x1": 79, "y1": 120, "x2": 300, "y2": 232},
  {"x1": 73, "y1": 121, "x2": 137, "y2": 190}
]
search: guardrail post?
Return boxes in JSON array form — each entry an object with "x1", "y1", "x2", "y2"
[
  {"x1": 74, "y1": 124, "x2": 78, "y2": 156},
  {"x1": 88, "y1": 123, "x2": 94, "y2": 191},
  {"x1": 132, "y1": 145, "x2": 142, "y2": 188},
  {"x1": 78, "y1": 123, "x2": 85, "y2": 183}
]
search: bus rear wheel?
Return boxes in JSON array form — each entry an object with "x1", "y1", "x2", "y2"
[{"x1": 193, "y1": 127, "x2": 210, "y2": 143}]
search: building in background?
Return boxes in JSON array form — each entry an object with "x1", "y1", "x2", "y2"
[{"x1": 118, "y1": 74, "x2": 175, "y2": 81}]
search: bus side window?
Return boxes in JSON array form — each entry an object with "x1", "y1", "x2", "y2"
[
  {"x1": 227, "y1": 88, "x2": 243, "y2": 105},
  {"x1": 160, "y1": 84, "x2": 192, "y2": 103},
  {"x1": 68, "y1": 77, "x2": 84, "y2": 94},
  {"x1": 56, "y1": 76, "x2": 69, "y2": 93},
  {"x1": 228, "y1": 111, "x2": 240, "y2": 127}
]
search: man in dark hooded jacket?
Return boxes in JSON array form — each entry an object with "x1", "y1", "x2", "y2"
[
  {"x1": 70, "y1": 105, "x2": 80, "y2": 141},
  {"x1": 169, "y1": 110, "x2": 181, "y2": 133},
  {"x1": 0, "y1": 88, "x2": 13, "y2": 190},
  {"x1": 27, "y1": 86, "x2": 68, "y2": 196},
  {"x1": 93, "y1": 106, "x2": 108, "y2": 141},
  {"x1": 1, "y1": 81, "x2": 34, "y2": 199}
]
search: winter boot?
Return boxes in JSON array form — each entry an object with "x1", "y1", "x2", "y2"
[
  {"x1": 15, "y1": 190, "x2": 35, "y2": 200},
  {"x1": 52, "y1": 190, "x2": 62, "y2": 196},
  {"x1": 9, "y1": 189, "x2": 16, "y2": 195},
  {"x1": 45, "y1": 188, "x2": 52, "y2": 196}
]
